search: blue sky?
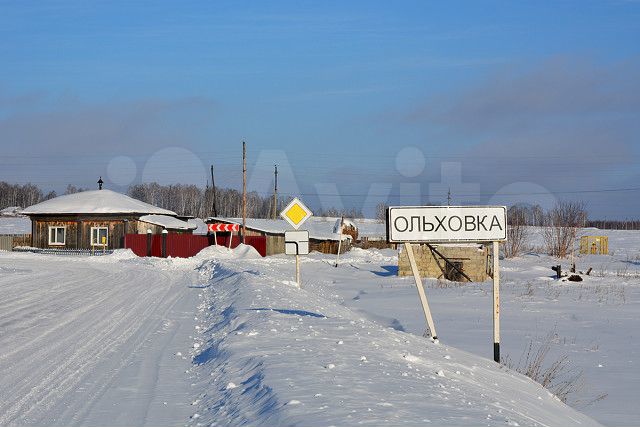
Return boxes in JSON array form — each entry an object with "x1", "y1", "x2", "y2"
[{"x1": 1, "y1": 1, "x2": 639, "y2": 217}]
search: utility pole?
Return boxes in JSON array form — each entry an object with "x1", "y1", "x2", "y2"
[
  {"x1": 242, "y1": 141, "x2": 247, "y2": 243},
  {"x1": 210, "y1": 165, "x2": 217, "y2": 217},
  {"x1": 273, "y1": 164, "x2": 278, "y2": 219},
  {"x1": 447, "y1": 188, "x2": 452, "y2": 206}
]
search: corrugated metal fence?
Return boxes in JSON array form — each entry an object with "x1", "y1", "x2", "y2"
[{"x1": 124, "y1": 233, "x2": 267, "y2": 258}]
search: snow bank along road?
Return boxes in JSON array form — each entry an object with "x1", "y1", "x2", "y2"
[
  {"x1": 0, "y1": 247, "x2": 601, "y2": 426},
  {"x1": 0, "y1": 252, "x2": 201, "y2": 426}
]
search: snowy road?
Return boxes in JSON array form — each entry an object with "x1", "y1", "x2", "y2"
[{"x1": 0, "y1": 252, "x2": 200, "y2": 426}]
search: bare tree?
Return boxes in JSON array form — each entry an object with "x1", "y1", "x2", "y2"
[
  {"x1": 542, "y1": 201, "x2": 587, "y2": 258},
  {"x1": 375, "y1": 202, "x2": 389, "y2": 221},
  {"x1": 504, "y1": 205, "x2": 530, "y2": 258}
]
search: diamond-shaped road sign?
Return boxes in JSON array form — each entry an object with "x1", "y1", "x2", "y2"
[{"x1": 280, "y1": 197, "x2": 313, "y2": 230}]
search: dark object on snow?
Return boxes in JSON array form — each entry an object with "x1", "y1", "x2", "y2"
[
  {"x1": 586, "y1": 267, "x2": 593, "y2": 276},
  {"x1": 570, "y1": 263, "x2": 576, "y2": 273},
  {"x1": 551, "y1": 265, "x2": 562, "y2": 279},
  {"x1": 568, "y1": 274, "x2": 583, "y2": 282}
]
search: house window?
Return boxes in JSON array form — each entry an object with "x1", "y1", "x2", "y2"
[
  {"x1": 91, "y1": 227, "x2": 109, "y2": 246},
  {"x1": 48, "y1": 226, "x2": 66, "y2": 245}
]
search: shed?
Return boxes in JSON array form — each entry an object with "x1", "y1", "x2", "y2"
[
  {"x1": 22, "y1": 189, "x2": 193, "y2": 250},
  {"x1": 138, "y1": 214, "x2": 197, "y2": 234},
  {"x1": 398, "y1": 243, "x2": 490, "y2": 282}
]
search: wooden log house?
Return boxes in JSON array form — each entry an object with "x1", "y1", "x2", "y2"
[{"x1": 22, "y1": 189, "x2": 195, "y2": 250}]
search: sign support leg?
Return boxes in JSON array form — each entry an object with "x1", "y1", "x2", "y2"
[
  {"x1": 228, "y1": 232, "x2": 233, "y2": 250},
  {"x1": 335, "y1": 217, "x2": 343, "y2": 267},
  {"x1": 295, "y1": 254, "x2": 301, "y2": 288},
  {"x1": 492, "y1": 241, "x2": 501, "y2": 363},
  {"x1": 404, "y1": 242, "x2": 438, "y2": 340}
]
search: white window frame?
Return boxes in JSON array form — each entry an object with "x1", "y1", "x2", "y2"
[
  {"x1": 91, "y1": 227, "x2": 109, "y2": 246},
  {"x1": 48, "y1": 226, "x2": 66, "y2": 246}
]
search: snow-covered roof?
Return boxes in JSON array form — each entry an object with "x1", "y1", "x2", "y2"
[
  {"x1": 22, "y1": 190, "x2": 176, "y2": 216},
  {"x1": 0, "y1": 206, "x2": 23, "y2": 217},
  {"x1": 0, "y1": 216, "x2": 31, "y2": 234},
  {"x1": 139, "y1": 215, "x2": 197, "y2": 231},
  {"x1": 187, "y1": 218, "x2": 208, "y2": 235},
  {"x1": 206, "y1": 217, "x2": 351, "y2": 241}
]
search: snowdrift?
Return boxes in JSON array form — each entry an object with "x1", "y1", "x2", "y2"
[{"x1": 189, "y1": 257, "x2": 601, "y2": 426}]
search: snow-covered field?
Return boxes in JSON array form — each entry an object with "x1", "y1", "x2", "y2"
[{"x1": 1, "y1": 229, "x2": 638, "y2": 425}]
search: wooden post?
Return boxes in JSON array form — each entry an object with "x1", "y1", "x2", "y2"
[
  {"x1": 210, "y1": 165, "x2": 218, "y2": 217},
  {"x1": 228, "y1": 231, "x2": 233, "y2": 250},
  {"x1": 295, "y1": 254, "x2": 301, "y2": 288},
  {"x1": 404, "y1": 242, "x2": 438, "y2": 340},
  {"x1": 492, "y1": 241, "x2": 500, "y2": 363},
  {"x1": 273, "y1": 164, "x2": 278, "y2": 220},
  {"x1": 242, "y1": 141, "x2": 247, "y2": 243},
  {"x1": 335, "y1": 216, "x2": 343, "y2": 267}
]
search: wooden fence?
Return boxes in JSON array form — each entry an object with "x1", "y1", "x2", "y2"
[{"x1": 0, "y1": 234, "x2": 31, "y2": 251}]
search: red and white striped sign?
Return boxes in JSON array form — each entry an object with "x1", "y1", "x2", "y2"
[{"x1": 208, "y1": 223, "x2": 240, "y2": 232}]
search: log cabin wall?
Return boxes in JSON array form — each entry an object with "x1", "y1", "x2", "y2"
[{"x1": 30, "y1": 215, "x2": 141, "y2": 250}]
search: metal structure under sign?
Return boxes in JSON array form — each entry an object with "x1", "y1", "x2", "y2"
[
  {"x1": 280, "y1": 197, "x2": 313, "y2": 230},
  {"x1": 387, "y1": 205, "x2": 507, "y2": 243},
  {"x1": 285, "y1": 230, "x2": 309, "y2": 255}
]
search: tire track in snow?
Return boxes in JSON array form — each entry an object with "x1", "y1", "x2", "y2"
[{"x1": 0, "y1": 255, "x2": 199, "y2": 426}]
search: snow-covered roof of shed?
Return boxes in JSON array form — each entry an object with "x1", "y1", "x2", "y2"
[
  {"x1": 139, "y1": 215, "x2": 197, "y2": 231},
  {"x1": 206, "y1": 217, "x2": 351, "y2": 241},
  {"x1": 0, "y1": 206, "x2": 23, "y2": 217},
  {"x1": 187, "y1": 218, "x2": 208, "y2": 235},
  {"x1": 22, "y1": 190, "x2": 176, "y2": 216}
]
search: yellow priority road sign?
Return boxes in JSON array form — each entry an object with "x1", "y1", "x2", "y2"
[{"x1": 280, "y1": 197, "x2": 313, "y2": 230}]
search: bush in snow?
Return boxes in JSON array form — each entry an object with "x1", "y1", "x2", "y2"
[
  {"x1": 504, "y1": 205, "x2": 530, "y2": 258},
  {"x1": 542, "y1": 201, "x2": 587, "y2": 258}
]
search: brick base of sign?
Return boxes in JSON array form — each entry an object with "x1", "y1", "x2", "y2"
[{"x1": 398, "y1": 244, "x2": 489, "y2": 282}]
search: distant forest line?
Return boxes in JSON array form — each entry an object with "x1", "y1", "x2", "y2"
[
  {"x1": 0, "y1": 181, "x2": 358, "y2": 220},
  {"x1": 0, "y1": 181, "x2": 639, "y2": 229}
]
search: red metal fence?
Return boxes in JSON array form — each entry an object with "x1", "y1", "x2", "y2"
[
  {"x1": 124, "y1": 233, "x2": 266, "y2": 258},
  {"x1": 124, "y1": 234, "x2": 149, "y2": 257}
]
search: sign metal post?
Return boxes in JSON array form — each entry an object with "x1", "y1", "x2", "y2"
[
  {"x1": 335, "y1": 216, "x2": 344, "y2": 268},
  {"x1": 492, "y1": 240, "x2": 501, "y2": 363},
  {"x1": 404, "y1": 242, "x2": 438, "y2": 340},
  {"x1": 285, "y1": 230, "x2": 309, "y2": 288}
]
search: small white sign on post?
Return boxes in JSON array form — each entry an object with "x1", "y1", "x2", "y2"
[{"x1": 285, "y1": 230, "x2": 309, "y2": 255}]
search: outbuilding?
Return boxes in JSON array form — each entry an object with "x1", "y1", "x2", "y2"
[
  {"x1": 22, "y1": 189, "x2": 195, "y2": 250},
  {"x1": 206, "y1": 217, "x2": 352, "y2": 255}
]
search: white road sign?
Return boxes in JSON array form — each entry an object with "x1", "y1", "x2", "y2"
[
  {"x1": 285, "y1": 230, "x2": 309, "y2": 255},
  {"x1": 280, "y1": 197, "x2": 313, "y2": 230},
  {"x1": 387, "y1": 206, "x2": 507, "y2": 243}
]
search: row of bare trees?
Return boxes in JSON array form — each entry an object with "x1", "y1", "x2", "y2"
[
  {"x1": 127, "y1": 182, "x2": 288, "y2": 219},
  {"x1": 505, "y1": 201, "x2": 587, "y2": 259},
  {"x1": 0, "y1": 180, "x2": 287, "y2": 219},
  {"x1": 0, "y1": 182, "x2": 57, "y2": 210},
  {"x1": 586, "y1": 219, "x2": 640, "y2": 230}
]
